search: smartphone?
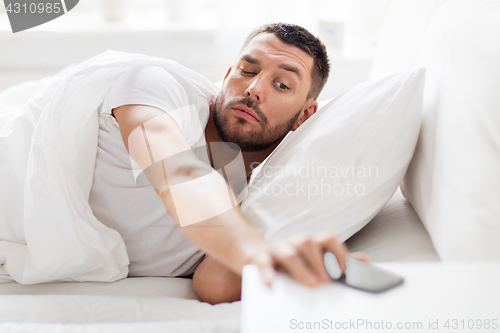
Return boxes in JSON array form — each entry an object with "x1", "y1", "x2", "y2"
[{"x1": 323, "y1": 252, "x2": 404, "y2": 293}]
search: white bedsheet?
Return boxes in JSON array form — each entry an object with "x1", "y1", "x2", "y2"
[
  {"x1": 0, "y1": 277, "x2": 240, "y2": 332},
  {"x1": 0, "y1": 276, "x2": 197, "y2": 298},
  {"x1": 0, "y1": 322, "x2": 239, "y2": 333}
]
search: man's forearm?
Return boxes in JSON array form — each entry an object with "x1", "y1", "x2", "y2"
[
  {"x1": 156, "y1": 180, "x2": 266, "y2": 276},
  {"x1": 148, "y1": 131, "x2": 267, "y2": 275},
  {"x1": 113, "y1": 104, "x2": 267, "y2": 276}
]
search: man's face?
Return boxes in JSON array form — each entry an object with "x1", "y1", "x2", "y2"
[{"x1": 212, "y1": 33, "x2": 317, "y2": 152}]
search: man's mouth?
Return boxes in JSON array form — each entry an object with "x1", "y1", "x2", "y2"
[{"x1": 232, "y1": 105, "x2": 260, "y2": 123}]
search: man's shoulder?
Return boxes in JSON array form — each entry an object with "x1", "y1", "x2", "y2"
[{"x1": 124, "y1": 65, "x2": 179, "y2": 84}]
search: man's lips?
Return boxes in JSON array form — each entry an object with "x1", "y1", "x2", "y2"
[{"x1": 232, "y1": 105, "x2": 260, "y2": 123}]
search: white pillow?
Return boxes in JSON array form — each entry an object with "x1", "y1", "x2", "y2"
[
  {"x1": 241, "y1": 69, "x2": 425, "y2": 243},
  {"x1": 401, "y1": 0, "x2": 500, "y2": 260}
]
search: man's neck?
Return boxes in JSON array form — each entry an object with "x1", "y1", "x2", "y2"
[{"x1": 204, "y1": 111, "x2": 278, "y2": 179}]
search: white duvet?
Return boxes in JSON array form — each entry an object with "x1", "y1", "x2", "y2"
[{"x1": 0, "y1": 50, "x2": 216, "y2": 285}]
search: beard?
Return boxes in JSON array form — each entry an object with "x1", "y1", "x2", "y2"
[{"x1": 212, "y1": 93, "x2": 302, "y2": 153}]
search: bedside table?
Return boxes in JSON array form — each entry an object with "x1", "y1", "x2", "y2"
[{"x1": 241, "y1": 262, "x2": 500, "y2": 333}]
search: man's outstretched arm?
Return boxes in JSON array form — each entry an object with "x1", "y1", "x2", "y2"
[
  {"x1": 193, "y1": 241, "x2": 371, "y2": 305},
  {"x1": 113, "y1": 104, "x2": 360, "y2": 303},
  {"x1": 113, "y1": 104, "x2": 269, "y2": 277}
]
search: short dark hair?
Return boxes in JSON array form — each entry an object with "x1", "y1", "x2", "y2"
[{"x1": 242, "y1": 23, "x2": 330, "y2": 101}]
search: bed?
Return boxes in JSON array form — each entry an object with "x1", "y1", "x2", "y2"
[{"x1": 0, "y1": 190, "x2": 432, "y2": 333}]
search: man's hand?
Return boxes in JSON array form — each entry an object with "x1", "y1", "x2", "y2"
[
  {"x1": 249, "y1": 233, "x2": 369, "y2": 287},
  {"x1": 193, "y1": 233, "x2": 369, "y2": 304}
]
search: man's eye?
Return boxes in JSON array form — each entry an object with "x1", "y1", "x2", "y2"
[
  {"x1": 275, "y1": 81, "x2": 289, "y2": 90},
  {"x1": 240, "y1": 68, "x2": 256, "y2": 75}
]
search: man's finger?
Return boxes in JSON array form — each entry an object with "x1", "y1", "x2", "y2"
[
  {"x1": 316, "y1": 233, "x2": 349, "y2": 273},
  {"x1": 258, "y1": 266, "x2": 276, "y2": 287},
  {"x1": 291, "y1": 236, "x2": 330, "y2": 282},
  {"x1": 252, "y1": 252, "x2": 276, "y2": 287},
  {"x1": 349, "y1": 251, "x2": 370, "y2": 262},
  {"x1": 272, "y1": 243, "x2": 319, "y2": 287}
]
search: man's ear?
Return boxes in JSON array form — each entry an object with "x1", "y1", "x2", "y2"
[
  {"x1": 223, "y1": 66, "x2": 232, "y2": 81},
  {"x1": 290, "y1": 100, "x2": 318, "y2": 131}
]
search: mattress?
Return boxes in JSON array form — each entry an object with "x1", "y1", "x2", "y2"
[
  {"x1": 0, "y1": 277, "x2": 240, "y2": 332},
  {"x1": 345, "y1": 188, "x2": 439, "y2": 261},
  {"x1": 0, "y1": 188, "x2": 438, "y2": 332}
]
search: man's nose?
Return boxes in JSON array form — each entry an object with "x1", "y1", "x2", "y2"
[{"x1": 244, "y1": 78, "x2": 263, "y2": 102}]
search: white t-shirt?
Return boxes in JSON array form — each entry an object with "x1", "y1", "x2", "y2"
[{"x1": 88, "y1": 65, "x2": 218, "y2": 277}]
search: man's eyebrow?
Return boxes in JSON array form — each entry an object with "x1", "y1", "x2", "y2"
[
  {"x1": 278, "y1": 64, "x2": 302, "y2": 80},
  {"x1": 242, "y1": 54, "x2": 260, "y2": 64}
]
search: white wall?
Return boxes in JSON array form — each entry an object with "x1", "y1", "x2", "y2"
[{"x1": 0, "y1": 0, "x2": 393, "y2": 98}]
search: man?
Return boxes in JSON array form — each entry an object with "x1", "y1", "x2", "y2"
[{"x1": 91, "y1": 23, "x2": 367, "y2": 305}]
